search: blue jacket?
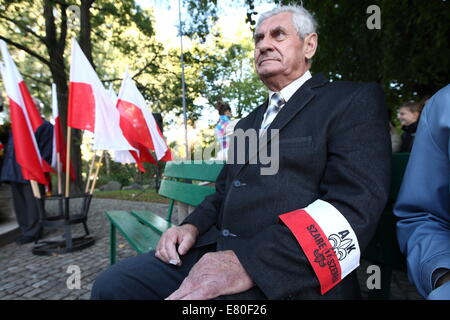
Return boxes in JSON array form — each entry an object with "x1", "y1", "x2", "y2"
[
  {"x1": 394, "y1": 84, "x2": 450, "y2": 299},
  {"x1": 0, "y1": 120, "x2": 53, "y2": 183}
]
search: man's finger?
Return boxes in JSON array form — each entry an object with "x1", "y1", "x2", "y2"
[
  {"x1": 178, "y1": 286, "x2": 214, "y2": 300},
  {"x1": 178, "y1": 235, "x2": 194, "y2": 256},
  {"x1": 157, "y1": 229, "x2": 178, "y2": 264},
  {"x1": 165, "y1": 288, "x2": 184, "y2": 300},
  {"x1": 166, "y1": 240, "x2": 180, "y2": 265},
  {"x1": 165, "y1": 279, "x2": 195, "y2": 300}
]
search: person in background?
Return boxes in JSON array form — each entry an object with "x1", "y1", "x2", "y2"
[
  {"x1": 394, "y1": 84, "x2": 450, "y2": 300},
  {"x1": 0, "y1": 116, "x2": 53, "y2": 245},
  {"x1": 397, "y1": 101, "x2": 423, "y2": 152},
  {"x1": 214, "y1": 101, "x2": 238, "y2": 160},
  {"x1": 215, "y1": 101, "x2": 232, "y2": 148}
]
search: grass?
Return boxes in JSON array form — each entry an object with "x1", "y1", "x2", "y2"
[{"x1": 93, "y1": 189, "x2": 169, "y2": 204}]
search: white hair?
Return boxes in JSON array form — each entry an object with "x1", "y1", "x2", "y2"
[{"x1": 255, "y1": 5, "x2": 318, "y2": 40}]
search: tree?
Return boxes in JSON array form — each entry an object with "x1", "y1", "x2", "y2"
[
  {"x1": 179, "y1": 0, "x2": 267, "y2": 118},
  {"x1": 0, "y1": 0, "x2": 160, "y2": 191},
  {"x1": 185, "y1": 0, "x2": 450, "y2": 115},
  {"x1": 197, "y1": 40, "x2": 266, "y2": 118},
  {"x1": 296, "y1": 0, "x2": 450, "y2": 111}
]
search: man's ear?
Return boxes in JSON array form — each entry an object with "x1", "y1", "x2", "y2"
[{"x1": 303, "y1": 33, "x2": 318, "y2": 61}]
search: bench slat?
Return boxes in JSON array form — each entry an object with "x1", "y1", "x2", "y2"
[
  {"x1": 158, "y1": 179, "x2": 216, "y2": 207},
  {"x1": 106, "y1": 211, "x2": 160, "y2": 254},
  {"x1": 107, "y1": 161, "x2": 226, "y2": 264},
  {"x1": 130, "y1": 210, "x2": 173, "y2": 234},
  {"x1": 163, "y1": 161, "x2": 224, "y2": 182}
]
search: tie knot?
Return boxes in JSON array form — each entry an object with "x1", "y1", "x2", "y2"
[{"x1": 270, "y1": 92, "x2": 285, "y2": 110}]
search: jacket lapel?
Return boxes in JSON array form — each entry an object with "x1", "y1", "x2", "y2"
[{"x1": 232, "y1": 73, "x2": 329, "y2": 179}]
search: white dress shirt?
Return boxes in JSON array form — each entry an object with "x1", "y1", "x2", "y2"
[{"x1": 261, "y1": 70, "x2": 312, "y2": 130}]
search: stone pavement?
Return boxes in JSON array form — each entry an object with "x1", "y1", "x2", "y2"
[{"x1": 0, "y1": 198, "x2": 423, "y2": 300}]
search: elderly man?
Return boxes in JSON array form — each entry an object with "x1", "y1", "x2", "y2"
[{"x1": 92, "y1": 5, "x2": 390, "y2": 300}]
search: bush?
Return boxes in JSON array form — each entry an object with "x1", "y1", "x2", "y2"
[{"x1": 83, "y1": 152, "x2": 165, "y2": 189}]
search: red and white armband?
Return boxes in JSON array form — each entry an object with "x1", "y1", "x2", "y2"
[{"x1": 279, "y1": 199, "x2": 361, "y2": 294}]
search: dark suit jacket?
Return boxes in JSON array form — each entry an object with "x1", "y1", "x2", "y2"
[
  {"x1": 183, "y1": 73, "x2": 391, "y2": 299},
  {"x1": 1, "y1": 120, "x2": 53, "y2": 183}
]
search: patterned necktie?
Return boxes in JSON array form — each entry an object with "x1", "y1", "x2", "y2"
[{"x1": 261, "y1": 92, "x2": 286, "y2": 132}]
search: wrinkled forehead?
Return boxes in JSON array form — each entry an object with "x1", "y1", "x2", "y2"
[{"x1": 255, "y1": 12, "x2": 295, "y2": 37}]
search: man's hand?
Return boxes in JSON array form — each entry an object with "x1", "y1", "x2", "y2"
[
  {"x1": 165, "y1": 250, "x2": 255, "y2": 300},
  {"x1": 155, "y1": 223, "x2": 199, "y2": 266}
]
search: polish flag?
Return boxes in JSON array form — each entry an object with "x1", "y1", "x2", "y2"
[
  {"x1": 279, "y1": 200, "x2": 361, "y2": 295},
  {"x1": 51, "y1": 83, "x2": 75, "y2": 181},
  {"x1": 0, "y1": 40, "x2": 52, "y2": 185},
  {"x1": 108, "y1": 84, "x2": 141, "y2": 172},
  {"x1": 67, "y1": 38, "x2": 135, "y2": 152},
  {"x1": 115, "y1": 72, "x2": 171, "y2": 171}
]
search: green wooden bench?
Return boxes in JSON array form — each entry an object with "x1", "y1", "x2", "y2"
[
  {"x1": 105, "y1": 161, "x2": 224, "y2": 264},
  {"x1": 362, "y1": 152, "x2": 410, "y2": 299}
]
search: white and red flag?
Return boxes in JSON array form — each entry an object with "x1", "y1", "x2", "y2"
[
  {"x1": 114, "y1": 72, "x2": 171, "y2": 172},
  {"x1": 0, "y1": 40, "x2": 53, "y2": 185},
  {"x1": 51, "y1": 83, "x2": 75, "y2": 181},
  {"x1": 107, "y1": 84, "x2": 140, "y2": 167},
  {"x1": 67, "y1": 38, "x2": 135, "y2": 152},
  {"x1": 279, "y1": 200, "x2": 361, "y2": 294}
]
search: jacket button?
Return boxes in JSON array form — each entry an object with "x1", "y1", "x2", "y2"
[
  {"x1": 222, "y1": 229, "x2": 230, "y2": 237},
  {"x1": 233, "y1": 180, "x2": 241, "y2": 187}
]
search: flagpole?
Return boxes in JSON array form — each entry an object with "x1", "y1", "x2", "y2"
[
  {"x1": 65, "y1": 127, "x2": 72, "y2": 197},
  {"x1": 30, "y1": 180, "x2": 41, "y2": 199},
  {"x1": 90, "y1": 150, "x2": 104, "y2": 194},
  {"x1": 85, "y1": 151, "x2": 96, "y2": 193},
  {"x1": 56, "y1": 153, "x2": 62, "y2": 195},
  {"x1": 178, "y1": 0, "x2": 189, "y2": 160}
]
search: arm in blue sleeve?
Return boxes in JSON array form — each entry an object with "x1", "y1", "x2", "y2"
[{"x1": 394, "y1": 85, "x2": 450, "y2": 298}]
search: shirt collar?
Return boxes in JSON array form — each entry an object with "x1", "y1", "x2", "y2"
[{"x1": 268, "y1": 70, "x2": 312, "y2": 104}]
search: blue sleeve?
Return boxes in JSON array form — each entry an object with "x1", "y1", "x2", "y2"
[
  {"x1": 394, "y1": 84, "x2": 450, "y2": 298},
  {"x1": 427, "y1": 279, "x2": 450, "y2": 300},
  {"x1": 35, "y1": 120, "x2": 54, "y2": 164}
]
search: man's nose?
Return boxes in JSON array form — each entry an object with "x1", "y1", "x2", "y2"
[{"x1": 257, "y1": 38, "x2": 274, "y2": 53}]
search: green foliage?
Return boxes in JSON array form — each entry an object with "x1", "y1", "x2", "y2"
[
  {"x1": 187, "y1": 30, "x2": 266, "y2": 118},
  {"x1": 185, "y1": 0, "x2": 449, "y2": 115},
  {"x1": 279, "y1": 0, "x2": 449, "y2": 110},
  {"x1": 88, "y1": 152, "x2": 162, "y2": 188},
  {"x1": 93, "y1": 189, "x2": 169, "y2": 203},
  {"x1": 182, "y1": 0, "x2": 219, "y2": 43}
]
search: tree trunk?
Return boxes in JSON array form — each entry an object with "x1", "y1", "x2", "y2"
[
  {"x1": 79, "y1": 0, "x2": 94, "y2": 66},
  {"x1": 43, "y1": 0, "x2": 85, "y2": 193}
]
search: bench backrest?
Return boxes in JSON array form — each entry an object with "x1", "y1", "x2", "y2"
[{"x1": 159, "y1": 161, "x2": 225, "y2": 221}]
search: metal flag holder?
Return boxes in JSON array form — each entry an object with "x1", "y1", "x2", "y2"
[
  {"x1": 31, "y1": 193, "x2": 95, "y2": 256},
  {"x1": 30, "y1": 150, "x2": 103, "y2": 256}
]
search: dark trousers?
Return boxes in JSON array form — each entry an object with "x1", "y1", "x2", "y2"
[
  {"x1": 91, "y1": 245, "x2": 267, "y2": 300},
  {"x1": 10, "y1": 182, "x2": 42, "y2": 238}
]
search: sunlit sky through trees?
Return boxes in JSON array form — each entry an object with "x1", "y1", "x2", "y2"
[{"x1": 135, "y1": 1, "x2": 275, "y2": 147}]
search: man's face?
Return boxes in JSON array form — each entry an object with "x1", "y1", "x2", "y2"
[
  {"x1": 254, "y1": 12, "x2": 316, "y2": 90},
  {"x1": 397, "y1": 107, "x2": 419, "y2": 126}
]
